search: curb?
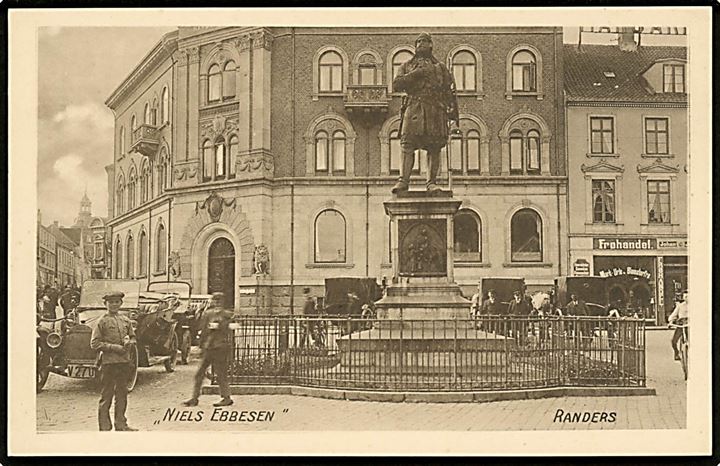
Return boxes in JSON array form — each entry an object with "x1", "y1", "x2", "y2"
[{"x1": 202, "y1": 384, "x2": 656, "y2": 403}]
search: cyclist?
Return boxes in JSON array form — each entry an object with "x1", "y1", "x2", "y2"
[{"x1": 668, "y1": 290, "x2": 688, "y2": 361}]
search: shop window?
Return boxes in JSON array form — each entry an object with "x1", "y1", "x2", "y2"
[
  {"x1": 592, "y1": 179, "x2": 616, "y2": 223},
  {"x1": 511, "y1": 208, "x2": 542, "y2": 262},
  {"x1": 314, "y1": 209, "x2": 346, "y2": 263},
  {"x1": 645, "y1": 118, "x2": 669, "y2": 155},
  {"x1": 647, "y1": 180, "x2": 671, "y2": 223},
  {"x1": 454, "y1": 210, "x2": 481, "y2": 261}
]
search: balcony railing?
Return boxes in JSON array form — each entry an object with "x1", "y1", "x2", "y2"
[
  {"x1": 130, "y1": 124, "x2": 160, "y2": 157},
  {"x1": 344, "y1": 84, "x2": 389, "y2": 115},
  {"x1": 219, "y1": 316, "x2": 646, "y2": 392}
]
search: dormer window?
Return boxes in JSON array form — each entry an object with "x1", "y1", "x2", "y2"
[
  {"x1": 663, "y1": 64, "x2": 685, "y2": 93},
  {"x1": 603, "y1": 71, "x2": 616, "y2": 78}
]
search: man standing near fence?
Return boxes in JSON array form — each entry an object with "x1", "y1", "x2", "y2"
[{"x1": 183, "y1": 292, "x2": 234, "y2": 407}]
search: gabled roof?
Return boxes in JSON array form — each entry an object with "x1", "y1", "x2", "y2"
[
  {"x1": 48, "y1": 225, "x2": 78, "y2": 249},
  {"x1": 564, "y1": 44, "x2": 687, "y2": 103},
  {"x1": 59, "y1": 227, "x2": 82, "y2": 247}
]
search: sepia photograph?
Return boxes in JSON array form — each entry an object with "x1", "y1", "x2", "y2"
[{"x1": 8, "y1": 7, "x2": 712, "y2": 457}]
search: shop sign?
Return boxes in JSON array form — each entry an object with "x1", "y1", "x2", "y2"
[
  {"x1": 238, "y1": 287, "x2": 256, "y2": 295},
  {"x1": 597, "y1": 266, "x2": 652, "y2": 280},
  {"x1": 657, "y1": 239, "x2": 688, "y2": 249},
  {"x1": 573, "y1": 259, "x2": 590, "y2": 276},
  {"x1": 593, "y1": 238, "x2": 656, "y2": 250}
]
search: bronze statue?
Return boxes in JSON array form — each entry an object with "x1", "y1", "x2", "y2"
[{"x1": 392, "y1": 32, "x2": 459, "y2": 194}]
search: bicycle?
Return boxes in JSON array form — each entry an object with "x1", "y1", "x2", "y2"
[{"x1": 668, "y1": 322, "x2": 688, "y2": 380}]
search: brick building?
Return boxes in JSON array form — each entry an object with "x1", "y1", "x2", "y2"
[
  {"x1": 37, "y1": 213, "x2": 56, "y2": 287},
  {"x1": 564, "y1": 32, "x2": 687, "y2": 324},
  {"x1": 106, "y1": 27, "x2": 568, "y2": 313}
]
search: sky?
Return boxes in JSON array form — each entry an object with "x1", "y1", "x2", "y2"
[{"x1": 36, "y1": 26, "x2": 685, "y2": 227}]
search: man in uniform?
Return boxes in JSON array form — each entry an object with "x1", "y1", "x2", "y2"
[
  {"x1": 391, "y1": 32, "x2": 459, "y2": 194},
  {"x1": 90, "y1": 291, "x2": 137, "y2": 431},
  {"x1": 183, "y1": 292, "x2": 234, "y2": 407}
]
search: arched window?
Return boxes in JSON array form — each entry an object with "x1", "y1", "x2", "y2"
[
  {"x1": 161, "y1": 87, "x2": 169, "y2": 124},
  {"x1": 512, "y1": 50, "x2": 537, "y2": 92},
  {"x1": 140, "y1": 161, "x2": 150, "y2": 204},
  {"x1": 315, "y1": 131, "x2": 329, "y2": 172},
  {"x1": 332, "y1": 130, "x2": 346, "y2": 173},
  {"x1": 202, "y1": 140, "x2": 213, "y2": 181},
  {"x1": 228, "y1": 135, "x2": 238, "y2": 178},
  {"x1": 508, "y1": 123, "x2": 542, "y2": 175},
  {"x1": 389, "y1": 129, "x2": 401, "y2": 174},
  {"x1": 138, "y1": 230, "x2": 148, "y2": 276},
  {"x1": 511, "y1": 208, "x2": 542, "y2": 262},
  {"x1": 509, "y1": 130, "x2": 524, "y2": 173},
  {"x1": 223, "y1": 61, "x2": 236, "y2": 98},
  {"x1": 156, "y1": 223, "x2": 166, "y2": 273},
  {"x1": 144, "y1": 103, "x2": 151, "y2": 125},
  {"x1": 526, "y1": 130, "x2": 541, "y2": 173},
  {"x1": 466, "y1": 130, "x2": 481, "y2": 172},
  {"x1": 208, "y1": 64, "x2": 222, "y2": 102},
  {"x1": 130, "y1": 115, "x2": 137, "y2": 139},
  {"x1": 319, "y1": 51, "x2": 343, "y2": 93},
  {"x1": 451, "y1": 50, "x2": 476, "y2": 92},
  {"x1": 116, "y1": 176, "x2": 125, "y2": 215},
  {"x1": 314, "y1": 209, "x2": 346, "y2": 263},
  {"x1": 392, "y1": 50, "x2": 413, "y2": 83},
  {"x1": 157, "y1": 148, "x2": 168, "y2": 195},
  {"x1": 114, "y1": 237, "x2": 122, "y2": 278},
  {"x1": 449, "y1": 133, "x2": 463, "y2": 172},
  {"x1": 215, "y1": 138, "x2": 226, "y2": 178},
  {"x1": 151, "y1": 99, "x2": 158, "y2": 126},
  {"x1": 454, "y1": 209, "x2": 481, "y2": 261},
  {"x1": 127, "y1": 169, "x2": 136, "y2": 210},
  {"x1": 125, "y1": 234, "x2": 134, "y2": 278},
  {"x1": 357, "y1": 53, "x2": 378, "y2": 85},
  {"x1": 119, "y1": 127, "x2": 126, "y2": 156}
]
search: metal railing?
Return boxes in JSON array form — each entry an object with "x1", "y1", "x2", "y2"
[{"x1": 220, "y1": 316, "x2": 646, "y2": 392}]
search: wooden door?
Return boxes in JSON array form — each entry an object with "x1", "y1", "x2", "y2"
[{"x1": 208, "y1": 237, "x2": 235, "y2": 308}]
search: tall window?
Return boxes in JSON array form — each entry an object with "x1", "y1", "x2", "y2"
[
  {"x1": 223, "y1": 61, "x2": 236, "y2": 98},
  {"x1": 590, "y1": 117, "x2": 614, "y2": 154},
  {"x1": 449, "y1": 133, "x2": 463, "y2": 172},
  {"x1": 645, "y1": 118, "x2": 669, "y2": 155},
  {"x1": 647, "y1": 180, "x2": 670, "y2": 224},
  {"x1": 131, "y1": 115, "x2": 137, "y2": 135},
  {"x1": 454, "y1": 209, "x2": 481, "y2": 261},
  {"x1": 511, "y1": 50, "x2": 536, "y2": 92},
  {"x1": 466, "y1": 130, "x2": 480, "y2": 172},
  {"x1": 510, "y1": 130, "x2": 523, "y2": 172},
  {"x1": 508, "y1": 128, "x2": 540, "y2": 174},
  {"x1": 138, "y1": 230, "x2": 148, "y2": 276},
  {"x1": 144, "y1": 103, "x2": 151, "y2": 125},
  {"x1": 358, "y1": 53, "x2": 378, "y2": 85},
  {"x1": 151, "y1": 99, "x2": 158, "y2": 126},
  {"x1": 663, "y1": 64, "x2": 685, "y2": 93},
  {"x1": 208, "y1": 64, "x2": 222, "y2": 102},
  {"x1": 156, "y1": 224, "x2": 167, "y2": 272},
  {"x1": 319, "y1": 51, "x2": 343, "y2": 92},
  {"x1": 119, "y1": 127, "x2": 126, "y2": 155},
  {"x1": 157, "y1": 148, "x2": 168, "y2": 195},
  {"x1": 392, "y1": 50, "x2": 413, "y2": 82},
  {"x1": 451, "y1": 50, "x2": 476, "y2": 92},
  {"x1": 116, "y1": 176, "x2": 125, "y2": 215},
  {"x1": 315, "y1": 130, "x2": 346, "y2": 173},
  {"x1": 511, "y1": 209, "x2": 542, "y2": 262},
  {"x1": 526, "y1": 130, "x2": 540, "y2": 172},
  {"x1": 140, "y1": 161, "x2": 150, "y2": 203},
  {"x1": 161, "y1": 87, "x2": 169, "y2": 124},
  {"x1": 592, "y1": 180, "x2": 616, "y2": 223},
  {"x1": 202, "y1": 140, "x2": 213, "y2": 181},
  {"x1": 114, "y1": 237, "x2": 122, "y2": 278},
  {"x1": 215, "y1": 139, "x2": 226, "y2": 178},
  {"x1": 389, "y1": 129, "x2": 401, "y2": 174},
  {"x1": 314, "y1": 209, "x2": 346, "y2": 263},
  {"x1": 228, "y1": 135, "x2": 238, "y2": 178},
  {"x1": 125, "y1": 234, "x2": 134, "y2": 278},
  {"x1": 127, "y1": 170, "x2": 136, "y2": 210}
]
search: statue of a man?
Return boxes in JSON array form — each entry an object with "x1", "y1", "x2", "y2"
[{"x1": 391, "y1": 32, "x2": 459, "y2": 194}]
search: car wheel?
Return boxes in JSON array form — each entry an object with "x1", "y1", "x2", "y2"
[
  {"x1": 127, "y1": 345, "x2": 139, "y2": 392},
  {"x1": 36, "y1": 345, "x2": 50, "y2": 393},
  {"x1": 180, "y1": 331, "x2": 191, "y2": 365},
  {"x1": 164, "y1": 332, "x2": 178, "y2": 373}
]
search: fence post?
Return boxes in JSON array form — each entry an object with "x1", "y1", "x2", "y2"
[{"x1": 453, "y1": 316, "x2": 458, "y2": 388}]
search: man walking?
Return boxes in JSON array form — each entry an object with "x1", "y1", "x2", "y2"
[
  {"x1": 184, "y1": 292, "x2": 234, "y2": 407},
  {"x1": 391, "y1": 32, "x2": 459, "y2": 194},
  {"x1": 90, "y1": 291, "x2": 137, "y2": 431}
]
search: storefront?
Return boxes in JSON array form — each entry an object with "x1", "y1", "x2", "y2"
[{"x1": 569, "y1": 236, "x2": 687, "y2": 325}]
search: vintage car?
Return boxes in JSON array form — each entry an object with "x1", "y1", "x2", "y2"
[
  {"x1": 144, "y1": 281, "x2": 211, "y2": 364},
  {"x1": 36, "y1": 280, "x2": 180, "y2": 393}
]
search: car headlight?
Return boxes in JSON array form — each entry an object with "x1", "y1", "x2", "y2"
[
  {"x1": 46, "y1": 332, "x2": 63, "y2": 349},
  {"x1": 129, "y1": 311, "x2": 138, "y2": 320}
]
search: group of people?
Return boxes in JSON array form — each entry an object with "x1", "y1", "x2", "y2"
[
  {"x1": 36, "y1": 283, "x2": 80, "y2": 319},
  {"x1": 90, "y1": 290, "x2": 234, "y2": 431}
]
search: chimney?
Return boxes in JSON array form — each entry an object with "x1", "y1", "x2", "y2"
[
  {"x1": 618, "y1": 27, "x2": 638, "y2": 52},
  {"x1": 53, "y1": 221, "x2": 59, "y2": 228}
]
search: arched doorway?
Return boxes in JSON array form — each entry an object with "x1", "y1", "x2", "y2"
[{"x1": 208, "y1": 237, "x2": 235, "y2": 308}]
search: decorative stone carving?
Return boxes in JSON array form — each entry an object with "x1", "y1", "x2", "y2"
[
  {"x1": 174, "y1": 166, "x2": 198, "y2": 181},
  {"x1": 234, "y1": 34, "x2": 251, "y2": 52},
  {"x1": 253, "y1": 245, "x2": 270, "y2": 275},
  {"x1": 168, "y1": 250, "x2": 181, "y2": 278},
  {"x1": 237, "y1": 153, "x2": 273, "y2": 173},
  {"x1": 200, "y1": 116, "x2": 239, "y2": 141},
  {"x1": 187, "y1": 46, "x2": 200, "y2": 65},
  {"x1": 196, "y1": 191, "x2": 236, "y2": 222},
  {"x1": 173, "y1": 50, "x2": 188, "y2": 66},
  {"x1": 250, "y1": 30, "x2": 274, "y2": 50},
  {"x1": 398, "y1": 220, "x2": 446, "y2": 277}
]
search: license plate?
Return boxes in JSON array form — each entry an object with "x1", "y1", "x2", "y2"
[{"x1": 68, "y1": 365, "x2": 96, "y2": 379}]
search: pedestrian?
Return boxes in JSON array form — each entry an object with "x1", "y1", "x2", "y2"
[
  {"x1": 566, "y1": 293, "x2": 590, "y2": 348},
  {"x1": 667, "y1": 290, "x2": 688, "y2": 361},
  {"x1": 482, "y1": 289, "x2": 501, "y2": 334},
  {"x1": 183, "y1": 292, "x2": 234, "y2": 407},
  {"x1": 508, "y1": 290, "x2": 531, "y2": 344},
  {"x1": 469, "y1": 283, "x2": 482, "y2": 328},
  {"x1": 90, "y1": 291, "x2": 137, "y2": 431},
  {"x1": 59, "y1": 285, "x2": 79, "y2": 316}
]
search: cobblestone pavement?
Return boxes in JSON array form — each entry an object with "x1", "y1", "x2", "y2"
[{"x1": 37, "y1": 329, "x2": 686, "y2": 431}]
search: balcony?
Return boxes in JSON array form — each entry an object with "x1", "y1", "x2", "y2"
[
  {"x1": 130, "y1": 124, "x2": 160, "y2": 157},
  {"x1": 344, "y1": 84, "x2": 389, "y2": 117}
]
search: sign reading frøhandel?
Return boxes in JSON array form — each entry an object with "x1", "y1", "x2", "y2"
[{"x1": 593, "y1": 238, "x2": 657, "y2": 251}]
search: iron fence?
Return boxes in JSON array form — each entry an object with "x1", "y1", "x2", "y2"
[{"x1": 220, "y1": 316, "x2": 645, "y2": 391}]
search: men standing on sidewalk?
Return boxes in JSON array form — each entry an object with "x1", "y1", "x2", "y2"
[
  {"x1": 184, "y1": 292, "x2": 234, "y2": 407},
  {"x1": 90, "y1": 291, "x2": 137, "y2": 431}
]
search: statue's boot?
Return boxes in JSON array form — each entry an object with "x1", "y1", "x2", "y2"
[
  {"x1": 391, "y1": 181, "x2": 409, "y2": 193},
  {"x1": 426, "y1": 182, "x2": 442, "y2": 194}
]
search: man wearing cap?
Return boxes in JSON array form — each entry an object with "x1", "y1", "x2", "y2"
[
  {"x1": 183, "y1": 292, "x2": 234, "y2": 407},
  {"x1": 90, "y1": 291, "x2": 137, "y2": 431},
  {"x1": 391, "y1": 32, "x2": 459, "y2": 194}
]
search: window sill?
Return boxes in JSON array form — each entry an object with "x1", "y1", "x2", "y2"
[
  {"x1": 200, "y1": 99, "x2": 238, "y2": 111},
  {"x1": 640, "y1": 223, "x2": 680, "y2": 227},
  {"x1": 380, "y1": 263, "x2": 392, "y2": 269},
  {"x1": 641, "y1": 153, "x2": 675, "y2": 158},
  {"x1": 456, "y1": 91, "x2": 486, "y2": 101},
  {"x1": 136, "y1": 274, "x2": 147, "y2": 279},
  {"x1": 503, "y1": 262, "x2": 553, "y2": 268},
  {"x1": 152, "y1": 271, "x2": 167, "y2": 277},
  {"x1": 584, "y1": 222, "x2": 625, "y2": 226},
  {"x1": 306, "y1": 263, "x2": 355, "y2": 269},
  {"x1": 312, "y1": 92, "x2": 345, "y2": 101},
  {"x1": 586, "y1": 153, "x2": 620, "y2": 158},
  {"x1": 454, "y1": 261, "x2": 491, "y2": 268},
  {"x1": 505, "y1": 91, "x2": 543, "y2": 100}
]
